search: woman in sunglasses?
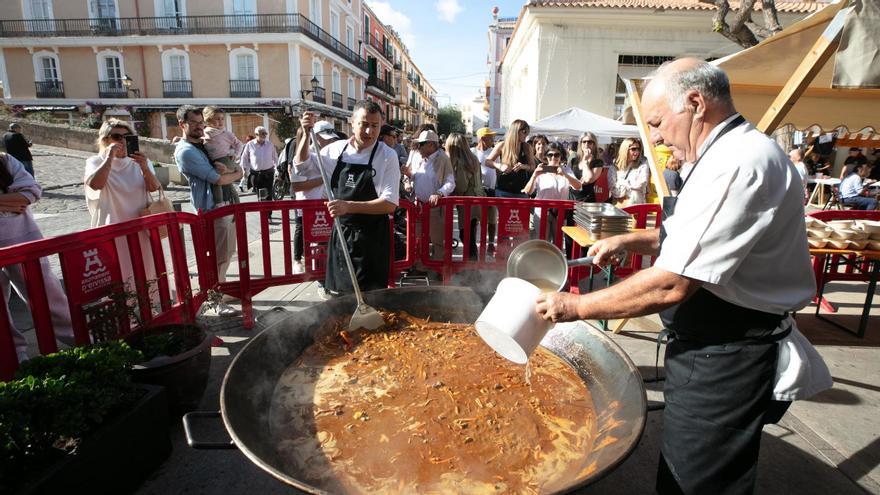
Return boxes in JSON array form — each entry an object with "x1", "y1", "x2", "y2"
[
  {"x1": 85, "y1": 119, "x2": 161, "y2": 292},
  {"x1": 608, "y1": 137, "x2": 649, "y2": 206},
  {"x1": 569, "y1": 131, "x2": 606, "y2": 203},
  {"x1": 523, "y1": 142, "x2": 581, "y2": 243}
]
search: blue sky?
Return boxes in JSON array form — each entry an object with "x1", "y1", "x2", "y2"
[{"x1": 366, "y1": 0, "x2": 525, "y2": 108}]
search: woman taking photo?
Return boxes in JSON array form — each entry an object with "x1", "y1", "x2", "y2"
[
  {"x1": 84, "y1": 119, "x2": 161, "y2": 292},
  {"x1": 486, "y1": 119, "x2": 535, "y2": 199},
  {"x1": 523, "y1": 142, "x2": 581, "y2": 243},
  {"x1": 0, "y1": 153, "x2": 74, "y2": 362},
  {"x1": 608, "y1": 138, "x2": 649, "y2": 206},
  {"x1": 447, "y1": 133, "x2": 485, "y2": 259}
]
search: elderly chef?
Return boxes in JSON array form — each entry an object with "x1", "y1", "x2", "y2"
[{"x1": 536, "y1": 58, "x2": 831, "y2": 494}]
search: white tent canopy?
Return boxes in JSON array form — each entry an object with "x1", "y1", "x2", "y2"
[{"x1": 530, "y1": 107, "x2": 640, "y2": 141}]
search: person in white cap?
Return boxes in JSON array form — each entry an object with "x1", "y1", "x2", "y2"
[
  {"x1": 240, "y1": 126, "x2": 278, "y2": 202},
  {"x1": 295, "y1": 102, "x2": 400, "y2": 295},
  {"x1": 406, "y1": 129, "x2": 455, "y2": 259}
]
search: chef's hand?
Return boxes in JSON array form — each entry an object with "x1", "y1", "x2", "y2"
[
  {"x1": 428, "y1": 194, "x2": 441, "y2": 207},
  {"x1": 300, "y1": 111, "x2": 318, "y2": 130},
  {"x1": 588, "y1": 237, "x2": 626, "y2": 267},
  {"x1": 536, "y1": 292, "x2": 581, "y2": 323},
  {"x1": 327, "y1": 199, "x2": 351, "y2": 217}
]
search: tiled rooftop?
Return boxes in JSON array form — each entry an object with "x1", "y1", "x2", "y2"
[{"x1": 529, "y1": 0, "x2": 828, "y2": 13}]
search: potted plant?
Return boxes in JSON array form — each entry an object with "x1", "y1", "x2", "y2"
[
  {"x1": 85, "y1": 281, "x2": 218, "y2": 416},
  {"x1": 0, "y1": 342, "x2": 171, "y2": 494}
]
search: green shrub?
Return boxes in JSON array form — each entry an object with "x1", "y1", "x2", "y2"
[{"x1": 0, "y1": 342, "x2": 143, "y2": 488}]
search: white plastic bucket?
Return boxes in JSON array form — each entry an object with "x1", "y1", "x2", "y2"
[{"x1": 475, "y1": 277, "x2": 553, "y2": 364}]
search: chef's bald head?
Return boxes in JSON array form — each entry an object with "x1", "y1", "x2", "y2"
[{"x1": 649, "y1": 58, "x2": 735, "y2": 114}]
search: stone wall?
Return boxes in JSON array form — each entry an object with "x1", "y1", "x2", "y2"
[{"x1": 0, "y1": 118, "x2": 176, "y2": 163}]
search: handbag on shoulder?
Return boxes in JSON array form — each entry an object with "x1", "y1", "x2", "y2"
[{"x1": 140, "y1": 187, "x2": 174, "y2": 238}]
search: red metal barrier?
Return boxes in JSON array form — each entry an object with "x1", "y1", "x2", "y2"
[
  {"x1": 0, "y1": 212, "x2": 206, "y2": 380},
  {"x1": 3, "y1": 194, "x2": 586, "y2": 379},
  {"x1": 201, "y1": 199, "x2": 417, "y2": 328},
  {"x1": 418, "y1": 197, "x2": 575, "y2": 282}
]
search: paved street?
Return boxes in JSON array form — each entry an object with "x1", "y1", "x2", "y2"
[
  {"x1": 14, "y1": 143, "x2": 289, "y2": 277},
  {"x1": 27, "y1": 144, "x2": 193, "y2": 239}
]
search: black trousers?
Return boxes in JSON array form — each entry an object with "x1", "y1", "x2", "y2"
[
  {"x1": 294, "y1": 215, "x2": 303, "y2": 261},
  {"x1": 252, "y1": 170, "x2": 274, "y2": 200},
  {"x1": 657, "y1": 337, "x2": 785, "y2": 495}
]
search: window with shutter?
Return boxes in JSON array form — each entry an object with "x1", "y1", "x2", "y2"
[
  {"x1": 169, "y1": 54, "x2": 187, "y2": 80},
  {"x1": 237, "y1": 54, "x2": 256, "y2": 80},
  {"x1": 40, "y1": 57, "x2": 58, "y2": 82}
]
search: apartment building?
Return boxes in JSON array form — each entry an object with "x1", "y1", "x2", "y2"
[
  {"x1": 362, "y1": 2, "x2": 395, "y2": 122},
  {"x1": 0, "y1": 1, "x2": 373, "y2": 143},
  {"x1": 486, "y1": 7, "x2": 515, "y2": 130}
]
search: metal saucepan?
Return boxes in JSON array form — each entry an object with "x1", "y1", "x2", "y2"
[
  {"x1": 507, "y1": 239, "x2": 597, "y2": 292},
  {"x1": 185, "y1": 287, "x2": 646, "y2": 493}
]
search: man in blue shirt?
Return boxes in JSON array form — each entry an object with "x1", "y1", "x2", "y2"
[
  {"x1": 174, "y1": 105, "x2": 243, "y2": 315},
  {"x1": 839, "y1": 163, "x2": 878, "y2": 210}
]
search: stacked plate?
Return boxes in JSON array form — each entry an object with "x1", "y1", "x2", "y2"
[
  {"x1": 573, "y1": 203, "x2": 632, "y2": 239},
  {"x1": 804, "y1": 217, "x2": 880, "y2": 250}
]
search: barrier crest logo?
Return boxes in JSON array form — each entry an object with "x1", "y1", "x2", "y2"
[{"x1": 83, "y1": 248, "x2": 106, "y2": 277}]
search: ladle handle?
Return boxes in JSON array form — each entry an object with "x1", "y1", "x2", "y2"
[
  {"x1": 310, "y1": 129, "x2": 366, "y2": 306},
  {"x1": 567, "y1": 256, "x2": 595, "y2": 268}
]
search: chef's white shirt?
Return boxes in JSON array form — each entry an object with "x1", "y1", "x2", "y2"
[
  {"x1": 295, "y1": 139, "x2": 400, "y2": 206},
  {"x1": 654, "y1": 114, "x2": 816, "y2": 315}
]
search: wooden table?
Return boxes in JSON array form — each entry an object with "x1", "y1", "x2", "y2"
[{"x1": 811, "y1": 247, "x2": 880, "y2": 337}]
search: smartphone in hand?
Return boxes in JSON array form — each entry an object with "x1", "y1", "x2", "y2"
[{"x1": 125, "y1": 134, "x2": 140, "y2": 156}]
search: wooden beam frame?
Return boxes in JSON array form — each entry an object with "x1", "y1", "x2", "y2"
[
  {"x1": 756, "y1": 7, "x2": 848, "y2": 134},
  {"x1": 624, "y1": 78, "x2": 669, "y2": 199}
]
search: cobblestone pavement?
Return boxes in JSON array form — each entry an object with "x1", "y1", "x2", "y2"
[
  {"x1": 28, "y1": 144, "x2": 191, "y2": 220},
  {"x1": 17, "y1": 144, "x2": 285, "y2": 279}
]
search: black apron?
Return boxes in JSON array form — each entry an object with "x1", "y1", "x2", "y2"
[
  {"x1": 324, "y1": 142, "x2": 391, "y2": 294},
  {"x1": 654, "y1": 116, "x2": 792, "y2": 495}
]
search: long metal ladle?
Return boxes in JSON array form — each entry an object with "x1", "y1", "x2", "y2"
[{"x1": 309, "y1": 129, "x2": 385, "y2": 331}]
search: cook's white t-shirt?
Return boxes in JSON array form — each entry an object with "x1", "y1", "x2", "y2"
[
  {"x1": 296, "y1": 139, "x2": 400, "y2": 206},
  {"x1": 654, "y1": 115, "x2": 815, "y2": 314}
]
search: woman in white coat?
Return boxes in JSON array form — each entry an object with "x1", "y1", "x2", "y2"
[{"x1": 84, "y1": 119, "x2": 161, "y2": 297}]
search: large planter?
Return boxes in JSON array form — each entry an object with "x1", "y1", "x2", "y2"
[
  {"x1": 127, "y1": 324, "x2": 213, "y2": 416},
  {"x1": 18, "y1": 384, "x2": 171, "y2": 495}
]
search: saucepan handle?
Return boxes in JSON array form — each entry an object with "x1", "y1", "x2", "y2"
[
  {"x1": 566, "y1": 256, "x2": 595, "y2": 268},
  {"x1": 183, "y1": 411, "x2": 237, "y2": 450}
]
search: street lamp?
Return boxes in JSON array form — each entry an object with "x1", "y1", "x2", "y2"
[
  {"x1": 300, "y1": 76, "x2": 319, "y2": 100},
  {"x1": 121, "y1": 74, "x2": 140, "y2": 98}
]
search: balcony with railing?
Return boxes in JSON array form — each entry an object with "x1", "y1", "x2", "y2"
[
  {"x1": 331, "y1": 91, "x2": 343, "y2": 108},
  {"x1": 98, "y1": 80, "x2": 127, "y2": 98},
  {"x1": 366, "y1": 75, "x2": 395, "y2": 97},
  {"x1": 229, "y1": 79, "x2": 260, "y2": 97},
  {"x1": 366, "y1": 34, "x2": 393, "y2": 62},
  {"x1": 347, "y1": 97, "x2": 355, "y2": 111},
  {"x1": 163, "y1": 79, "x2": 192, "y2": 98},
  {"x1": 35, "y1": 80, "x2": 64, "y2": 98},
  {"x1": 312, "y1": 86, "x2": 326, "y2": 104},
  {"x1": 0, "y1": 14, "x2": 367, "y2": 71}
]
